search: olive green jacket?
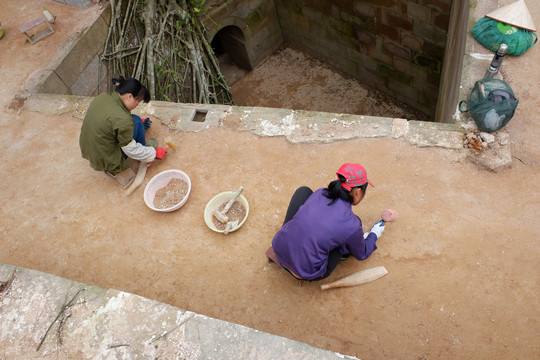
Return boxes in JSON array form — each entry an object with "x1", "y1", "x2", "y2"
[{"x1": 79, "y1": 92, "x2": 134, "y2": 174}]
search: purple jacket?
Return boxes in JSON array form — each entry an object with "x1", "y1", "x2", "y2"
[{"x1": 272, "y1": 188, "x2": 378, "y2": 280}]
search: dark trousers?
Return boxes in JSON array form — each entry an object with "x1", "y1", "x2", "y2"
[
  {"x1": 122, "y1": 115, "x2": 147, "y2": 160},
  {"x1": 283, "y1": 186, "x2": 341, "y2": 280},
  {"x1": 131, "y1": 114, "x2": 146, "y2": 146}
]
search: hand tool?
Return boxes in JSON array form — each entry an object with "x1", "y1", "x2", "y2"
[
  {"x1": 320, "y1": 266, "x2": 388, "y2": 290},
  {"x1": 213, "y1": 186, "x2": 244, "y2": 223}
]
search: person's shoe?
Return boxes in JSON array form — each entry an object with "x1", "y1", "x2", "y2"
[{"x1": 105, "y1": 168, "x2": 136, "y2": 189}]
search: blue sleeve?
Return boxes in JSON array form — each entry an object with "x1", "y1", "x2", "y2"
[{"x1": 346, "y1": 228, "x2": 378, "y2": 260}]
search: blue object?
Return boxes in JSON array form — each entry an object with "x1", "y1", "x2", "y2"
[{"x1": 131, "y1": 114, "x2": 146, "y2": 146}]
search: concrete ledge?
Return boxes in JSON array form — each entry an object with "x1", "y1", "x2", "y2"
[
  {"x1": 404, "y1": 120, "x2": 464, "y2": 149},
  {"x1": 35, "y1": 5, "x2": 110, "y2": 96},
  {"x1": 46, "y1": 14, "x2": 109, "y2": 92},
  {"x1": 18, "y1": 93, "x2": 468, "y2": 151},
  {"x1": 34, "y1": 70, "x2": 70, "y2": 95},
  {"x1": 288, "y1": 111, "x2": 393, "y2": 144},
  {"x1": 17, "y1": 92, "x2": 512, "y2": 172},
  {"x1": 0, "y1": 263, "x2": 357, "y2": 359},
  {"x1": 53, "y1": 0, "x2": 93, "y2": 10}
]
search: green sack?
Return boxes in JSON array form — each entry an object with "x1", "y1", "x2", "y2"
[
  {"x1": 472, "y1": 17, "x2": 537, "y2": 56},
  {"x1": 459, "y1": 78, "x2": 519, "y2": 132}
]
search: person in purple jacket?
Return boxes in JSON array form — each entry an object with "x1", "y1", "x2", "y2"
[{"x1": 270, "y1": 163, "x2": 385, "y2": 281}]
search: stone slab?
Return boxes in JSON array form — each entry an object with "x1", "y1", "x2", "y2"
[
  {"x1": 54, "y1": 15, "x2": 109, "y2": 89},
  {"x1": 405, "y1": 120, "x2": 464, "y2": 148},
  {"x1": 0, "y1": 263, "x2": 357, "y2": 359}
]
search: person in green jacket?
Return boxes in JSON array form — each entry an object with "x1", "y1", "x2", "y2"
[{"x1": 79, "y1": 77, "x2": 168, "y2": 186}]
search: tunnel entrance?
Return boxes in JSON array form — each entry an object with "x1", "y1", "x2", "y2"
[{"x1": 211, "y1": 26, "x2": 252, "y2": 86}]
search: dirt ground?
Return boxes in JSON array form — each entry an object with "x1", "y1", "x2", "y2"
[
  {"x1": 224, "y1": 45, "x2": 432, "y2": 121},
  {"x1": 0, "y1": 1, "x2": 539, "y2": 359}
]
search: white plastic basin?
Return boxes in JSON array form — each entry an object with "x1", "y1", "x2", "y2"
[
  {"x1": 204, "y1": 191, "x2": 249, "y2": 233},
  {"x1": 144, "y1": 169, "x2": 191, "y2": 212}
]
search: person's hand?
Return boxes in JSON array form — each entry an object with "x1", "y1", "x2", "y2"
[
  {"x1": 142, "y1": 117, "x2": 152, "y2": 130},
  {"x1": 155, "y1": 147, "x2": 167, "y2": 160},
  {"x1": 370, "y1": 220, "x2": 385, "y2": 239}
]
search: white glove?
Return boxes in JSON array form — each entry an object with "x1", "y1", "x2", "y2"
[{"x1": 370, "y1": 220, "x2": 385, "y2": 239}]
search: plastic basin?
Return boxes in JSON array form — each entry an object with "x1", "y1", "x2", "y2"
[
  {"x1": 144, "y1": 169, "x2": 191, "y2": 212},
  {"x1": 204, "y1": 191, "x2": 249, "y2": 233}
]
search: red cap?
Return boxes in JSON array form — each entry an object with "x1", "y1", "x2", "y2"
[{"x1": 336, "y1": 163, "x2": 374, "y2": 191}]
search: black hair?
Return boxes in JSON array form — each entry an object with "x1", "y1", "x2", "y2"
[
  {"x1": 324, "y1": 175, "x2": 367, "y2": 205},
  {"x1": 112, "y1": 76, "x2": 150, "y2": 103}
]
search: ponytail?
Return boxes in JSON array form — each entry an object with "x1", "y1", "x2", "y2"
[
  {"x1": 112, "y1": 76, "x2": 150, "y2": 103},
  {"x1": 324, "y1": 175, "x2": 367, "y2": 205}
]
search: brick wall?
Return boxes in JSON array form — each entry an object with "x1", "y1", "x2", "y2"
[{"x1": 274, "y1": 0, "x2": 452, "y2": 117}]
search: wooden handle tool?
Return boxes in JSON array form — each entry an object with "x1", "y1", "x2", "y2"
[
  {"x1": 213, "y1": 186, "x2": 244, "y2": 223},
  {"x1": 125, "y1": 161, "x2": 147, "y2": 196},
  {"x1": 320, "y1": 266, "x2": 388, "y2": 290}
]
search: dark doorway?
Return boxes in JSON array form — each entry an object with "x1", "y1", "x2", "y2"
[{"x1": 212, "y1": 26, "x2": 252, "y2": 85}]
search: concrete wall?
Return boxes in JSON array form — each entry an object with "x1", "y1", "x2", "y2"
[
  {"x1": 36, "y1": 5, "x2": 110, "y2": 96},
  {"x1": 274, "y1": 0, "x2": 452, "y2": 118}
]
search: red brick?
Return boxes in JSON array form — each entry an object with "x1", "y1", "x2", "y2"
[
  {"x1": 384, "y1": 39, "x2": 411, "y2": 60},
  {"x1": 432, "y1": 12, "x2": 450, "y2": 31},
  {"x1": 353, "y1": 1, "x2": 376, "y2": 17},
  {"x1": 357, "y1": 28, "x2": 376, "y2": 47},
  {"x1": 382, "y1": 10, "x2": 413, "y2": 32},
  {"x1": 421, "y1": 0, "x2": 451, "y2": 13},
  {"x1": 332, "y1": 0, "x2": 354, "y2": 11},
  {"x1": 422, "y1": 40, "x2": 446, "y2": 60},
  {"x1": 368, "y1": 17, "x2": 400, "y2": 42},
  {"x1": 298, "y1": 0, "x2": 332, "y2": 14},
  {"x1": 361, "y1": 0, "x2": 399, "y2": 10},
  {"x1": 401, "y1": 33, "x2": 424, "y2": 52}
]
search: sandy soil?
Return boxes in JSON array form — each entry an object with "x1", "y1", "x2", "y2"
[
  {"x1": 0, "y1": 1, "x2": 539, "y2": 359},
  {"x1": 228, "y1": 45, "x2": 433, "y2": 121}
]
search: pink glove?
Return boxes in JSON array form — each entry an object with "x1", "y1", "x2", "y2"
[{"x1": 155, "y1": 147, "x2": 167, "y2": 160}]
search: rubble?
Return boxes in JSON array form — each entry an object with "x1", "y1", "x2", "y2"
[{"x1": 464, "y1": 132, "x2": 487, "y2": 152}]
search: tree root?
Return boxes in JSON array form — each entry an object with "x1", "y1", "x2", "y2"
[{"x1": 101, "y1": 0, "x2": 233, "y2": 105}]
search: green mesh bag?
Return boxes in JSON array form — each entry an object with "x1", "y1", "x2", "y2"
[
  {"x1": 459, "y1": 78, "x2": 519, "y2": 132},
  {"x1": 472, "y1": 17, "x2": 537, "y2": 56}
]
